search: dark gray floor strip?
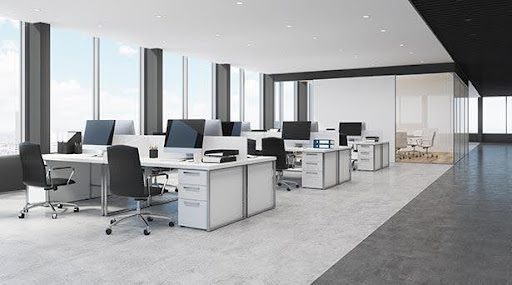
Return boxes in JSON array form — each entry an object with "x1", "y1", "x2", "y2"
[{"x1": 314, "y1": 144, "x2": 512, "y2": 284}]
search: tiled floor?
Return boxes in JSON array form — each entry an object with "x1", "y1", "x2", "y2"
[
  {"x1": 0, "y1": 162, "x2": 449, "y2": 284},
  {"x1": 314, "y1": 143, "x2": 512, "y2": 284}
]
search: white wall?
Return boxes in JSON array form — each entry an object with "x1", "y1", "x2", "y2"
[{"x1": 312, "y1": 76, "x2": 396, "y2": 161}]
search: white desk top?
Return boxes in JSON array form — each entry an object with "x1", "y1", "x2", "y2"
[
  {"x1": 287, "y1": 146, "x2": 351, "y2": 153},
  {"x1": 42, "y1": 153, "x2": 275, "y2": 171},
  {"x1": 354, "y1": 141, "x2": 390, "y2": 146}
]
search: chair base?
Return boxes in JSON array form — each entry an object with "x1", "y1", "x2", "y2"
[
  {"x1": 277, "y1": 179, "x2": 300, "y2": 191},
  {"x1": 18, "y1": 201, "x2": 79, "y2": 219},
  {"x1": 106, "y1": 201, "x2": 174, "y2": 236}
]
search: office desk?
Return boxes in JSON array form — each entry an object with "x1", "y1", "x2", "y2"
[
  {"x1": 355, "y1": 142, "x2": 390, "y2": 171},
  {"x1": 41, "y1": 153, "x2": 276, "y2": 231},
  {"x1": 294, "y1": 147, "x2": 352, "y2": 190}
]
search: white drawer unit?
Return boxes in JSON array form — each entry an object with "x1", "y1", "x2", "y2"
[
  {"x1": 178, "y1": 169, "x2": 208, "y2": 186},
  {"x1": 178, "y1": 199, "x2": 207, "y2": 230},
  {"x1": 355, "y1": 142, "x2": 390, "y2": 171},
  {"x1": 178, "y1": 185, "x2": 208, "y2": 201},
  {"x1": 302, "y1": 160, "x2": 323, "y2": 172},
  {"x1": 302, "y1": 171, "x2": 323, "y2": 189},
  {"x1": 303, "y1": 152, "x2": 322, "y2": 163},
  {"x1": 301, "y1": 150, "x2": 339, "y2": 189}
]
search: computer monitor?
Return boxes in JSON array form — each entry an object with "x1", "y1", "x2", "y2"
[
  {"x1": 241, "y1": 122, "x2": 251, "y2": 132},
  {"x1": 164, "y1": 120, "x2": 205, "y2": 156},
  {"x1": 339, "y1": 122, "x2": 363, "y2": 136},
  {"x1": 114, "y1": 120, "x2": 135, "y2": 135},
  {"x1": 282, "y1": 121, "x2": 311, "y2": 141},
  {"x1": 83, "y1": 120, "x2": 115, "y2": 146},
  {"x1": 221, "y1": 122, "x2": 242, "y2": 136},
  {"x1": 310, "y1": 121, "x2": 319, "y2": 132},
  {"x1": 204, "y1": 119, "x2": 223, "y2": 136}
]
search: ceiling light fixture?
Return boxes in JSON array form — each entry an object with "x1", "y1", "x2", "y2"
[
  {"x1": 247, "y1": 43, "x2": 253, "y2": 47},
  {"x1": 400, "y1": 43, "x2": 405, "y2": 47},
  {"x1": 155, "y1": 14, "x2": 164, "y2": 18},
  {"x1": 33, "y1": 8, "x2": 41, "y2": 12},
  {"x1": 409, "y1": 51, "x2": 414, "y2": 55},
  {"x1": 215, "y1": 34, "x2": 221, "y2": 37},
  {"x1": 312, "y1": 36, "x2": 318, "y2": 40},
  {"x1": 162, "y1": 40, "x2": 167, "y2": 44},
  {"x1": 286, "y1": 24, "x2": 293, "y2": 28},
  {"x1": 380, "y1": 29, "x2": 387, "y2": 33},
  {"x1": 465, "y1": 18, "x2": 472, "y2": 22},
  {"x1": 236, "y1": 1, "x2": 244, "y2": 5},
  {"x1": 97, "y1": 23, "x2": 103, "y2": 29},
  {"x1": 363, "y1": 15, "x2": 370, "y2": 19}
]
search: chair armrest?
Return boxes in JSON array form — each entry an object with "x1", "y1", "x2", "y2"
[{"x1": 47, "y1": 166, "x2": 75, "y2": 185}]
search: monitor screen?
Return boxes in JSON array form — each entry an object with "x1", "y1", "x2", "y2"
[
  {"x1": 282, "y1": 121, "x2": 311, "y2": 140},
  {"x1": 221, "y1": 122, "x2": 242, "y2": 136},
  {"x1": 204, "y1": 120, "x2": 223, "y2": 136},
  {"x1": 164, "y1": 120, "x2": 205, "y2": 149},
  {"x1": 339, "y1": 122, "x2": 363, "y2": 136},
  {"x1": 83, "y1": 120, "x2": 115, "y2": 145}
]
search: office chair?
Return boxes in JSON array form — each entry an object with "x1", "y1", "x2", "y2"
[
  {"x1": 247, "y1": 139, "x2": 258, "y2": 155},
  {"x1": 395, "y1": 131, "x2": 408, "y2": 160},
  {"x1": 105, "y1": 145, "x2": 174, "y2": 236},
  {"x1": 419, "y1": 129, "x2": 437, "y2": 158},
  {"x1": 262, "y1": 137, "x2": 299, "y2": 191},
  {"x1": 407, "y1": 129, "x2": 423, "y2": 157},
  {"x1": 17, "y1": 142, "x2": 79, "y2": 219}
]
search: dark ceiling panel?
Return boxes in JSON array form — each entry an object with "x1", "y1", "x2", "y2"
[{"x1": 409, "y1": 0, "x2": 512, "y2": 96}]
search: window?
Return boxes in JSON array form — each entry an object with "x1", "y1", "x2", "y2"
[
  {"x1": 163, "y1": 52, "x2": 183, "y2": 125},
  {"x1": 50, "y1": 27, "x2": 93, "y2": 151},
  {"x1": 468, "y1": 97, "x2": 478, "y2": 133},
  {"x1": 282, "y1": 81, "x2": 295, "y2": 121},
  {"x1": 230, "y1": 67, "x2": 241, "y2": 121},
  {"x1": 0, "y1": 18, "x2": 21, "y2": 155},
  {"x1": 99, "y1": 39, "x2": 140, "y2": 133},
  {"x1": 274, "y1": 82, "x2": 281, "y2": 127},
  {"x1": 483, "y1": 97, "x2": 506, "y2": 134},
  {"x1": 244, "y1": 70, "x2": 261, "y2": 129},
  {"x1": 187, "y1": 57, "x2": 212, "y2": 119}
]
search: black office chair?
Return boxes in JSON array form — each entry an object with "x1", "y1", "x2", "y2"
[
  {"x1": 105, "y1": 145, "x2": 174, "y2": 236},
  {"x1": 18, "y1": 142, "x2": 79, "y2": 219},
  {"x1": 262, "y1": 137, "x2": 299, "y2": 191}
]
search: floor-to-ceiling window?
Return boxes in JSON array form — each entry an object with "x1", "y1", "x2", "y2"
[
  {"x1": 50, "y1": 27, "x2": 93, "y2": 150},
  {"x1": 244, "y1": 70, "x2": 261, "y2": 129},
  {"x1": 483, "y1": 97, "x2": 506, "y2": 134},
  {"x1": 0, "y1": 18, "x2": 21, "y2": 155},
  {"x1": 187, "y1": 57, "x2": 212, "y2": 119},
  {"x1": 99, "y1": 39, "x2": 140, "y2": 133},
  {"x1": 274, "y1": 82, "x2": 281, "y2": 128},
  {"x1": 230, "y1": 67, "x2": 241, "y2": 121},
  {"x1": 282, "y1": 81, "x2": 295, "y2": 121},
  {"x1": 468, "y1": 97, "x2": 478, "y2": 134},
  {"x1": 162, "y1": 52, "x2": 183, "y2": 126}
]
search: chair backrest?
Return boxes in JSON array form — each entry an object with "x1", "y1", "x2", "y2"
[
  {"x1": 19, "y1": 142, "x2": 48, "y2": 188},
  {"x1": 261, "y1": 137, "x2": 288, "y2": 171},
  {"x1": 107, "y1": 145, "x2": 146, "y2": 198},
  {"x1": 247, "y1": 139, "x2": 257, "y2": 155},
  {"x1": 339, "y1": 133, "x2": 348, "y2": 146},
  {"x1": 395, "y1": 132, "x2": 408, "y2": 148},
  {"x1": 421, "y1": 129, "x2": 436, "y2": 147}
]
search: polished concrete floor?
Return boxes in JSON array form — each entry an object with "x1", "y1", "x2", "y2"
[
  {"x1": 0, "y1": 162, "x2": 450, "y2": 284},
  {"x1": 315, "y1": 143, "x2": 512, "y2": 284}
]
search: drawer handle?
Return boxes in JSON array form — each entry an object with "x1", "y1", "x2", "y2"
[
  {"x1": 305, "y1": 154, "x2": 318, "y2": 156},
  {"x1": 182, "y1": 171, "x2": 200, "y2": 176},
  {"x1": 183, "y1": 186, "x2": 201, "y2": 192},
  {"x1": 305, "y1": 163, "x2": 318, "y2": 165},
  {"x1": 184, "y1": 201, "x2": 201, "y2": 207},
  {"x1": 306, "y1": 172, "x2": 317, "y2": 174}
]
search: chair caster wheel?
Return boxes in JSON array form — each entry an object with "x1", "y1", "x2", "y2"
[
  {"x1": 287, "y1": 188, "x2": 291, "y2": 191},
  {"x1": 57, "y1": 204, "x2": 63, "y2": 209},
  {"x1": 18, "y1": 213, "x2": 25, "y2": 219},
  {"x1": 278, "y1": 183, "x2": 282, "y2": 186},
  {"x1": 110, "y1": 219, "x2": 116, "y2": 224},
  {"x1": 175, "y1": 188, "x2": 179, "y2": 192},
  {"x1": 296, "y1": 185, "x2": 300, "y2": 188},
  {"x1": 147, "y1": 216, "x2": 154, "y2": 222},
  {"x1": 143, "y1": 229, "x2": 151, "y2": 236},
  {"x1": 169, "y1": 221, "x2": 175, "y2": 227},
  {"x1": 52, "y1": 213, "x2": 58, "y2": 219},
  {"x1": 105, "y1": 228, "x2": 112, "y2": 235},
  {"x1": 74, "y1": 207, "x2": 79, "y2": 212}
]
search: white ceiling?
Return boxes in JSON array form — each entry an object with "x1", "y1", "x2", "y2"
[{"x1": 0, "y1": 0, "x2": 453, "y2": 74}]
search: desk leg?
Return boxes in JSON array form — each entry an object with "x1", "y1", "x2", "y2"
[{"x1": 101, "y1": 165, "x2": 108, "y2": 216}]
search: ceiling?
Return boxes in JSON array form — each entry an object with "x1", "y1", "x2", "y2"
[
  {"x1": 410, "y1": 0, "x2": 512, "y2": 96},
  {"x1": 0, "y1": 0, "x2": 452, "y2": 74}
]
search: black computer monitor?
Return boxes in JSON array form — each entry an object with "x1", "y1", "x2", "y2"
[
  {"x1": 282, "y1": 121, "x2": 311, "y2": 140},
  {"x1": 83, "y1": 120, "x2": 115, "y2": 145},
  {"x1": 221, "y1": 122, "x2": 242, "y2": 136},
  {"x1": 164, "y1": 120, "x2": 205, "y2": 153},
  {"x1": 339, "y1": 122, "x2": 363, "y2": 136}
]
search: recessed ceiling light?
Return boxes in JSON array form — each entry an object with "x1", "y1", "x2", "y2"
[
  {"x1": 247, "y1": 43, "x2": 253, "y2": 47},
  {"x1": 363, "y1": 15, "x2": 370, "y2": 19},
  {"x1": 400, "y1": 43, "x2": 405, "y2": 47},
  {"x1": 465, "y1": 18, "x2": 472, "y2": 22},
  {"x1": 33, "y1": 8, "x2": 41, "y2": 12},
  {"x1": 236, "y1": 1, "x2": 244, "y2": 5},
  {"x1": 155, "y1": 14, "x2": 164, "y2": 18},
  {"x1": 312, "y1": 36, "x2": 318, "y2": 40},
  {"x1": 162, "y1": 40, "x2": 167, "y2": 44},
  {"x1": 420, "y1": 60, "x2": 425, "y2": 63},
  {"x1": 286, "y1": 24, "x2": 293, "y2": 28},
  {"x1": 215, "y1": 34, "x2": 221, "y2": 37},
  {"x1": 380, "y1": 29, "x2": 387, "y2": 33},
  {"x1": 409, "y1": 51, "x2": 414, "y2": 55}
]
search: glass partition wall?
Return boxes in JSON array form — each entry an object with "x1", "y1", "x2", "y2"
[{"x1": 396, "y1": 73, "x2": 468, "y2": 164}]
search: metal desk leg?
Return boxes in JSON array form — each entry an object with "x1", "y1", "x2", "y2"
[{"x1": 101, "y1": 165, "x2": 108, "y2": 216}]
